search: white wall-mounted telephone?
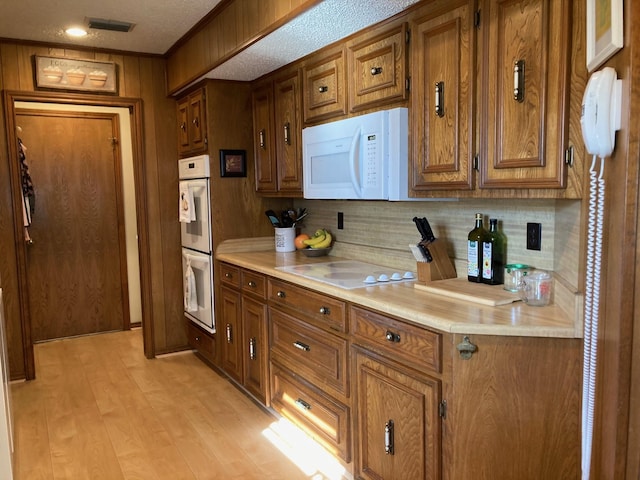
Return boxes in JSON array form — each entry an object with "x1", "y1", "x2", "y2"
[{"x1": 580, "y1": 66, "x2": 622, "y2": 158}]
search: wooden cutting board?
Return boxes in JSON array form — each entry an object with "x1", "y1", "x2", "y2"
[{"x1": 414, "y1": 277, "x2": 521, "y2": 306}]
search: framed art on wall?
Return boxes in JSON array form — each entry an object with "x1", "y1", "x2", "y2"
[
  {"x1": 219, "y1": 150, "x2": 246, "y2": 177},
  {"x1": 586, "y1": 0, "x2": 623, "y2": 72},
  {"x1": 35, "y1": 56, "x2": 117, "y2": 93}
]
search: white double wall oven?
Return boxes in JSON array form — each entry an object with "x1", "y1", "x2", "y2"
[{"x1": 179, "y1": 155, "x2": 215, "y2": 333}]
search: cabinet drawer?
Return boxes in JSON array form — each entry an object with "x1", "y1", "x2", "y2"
[
  {"x1": 351, "y1": 306, "x2": 441, "y2": 373},
  {"x1": 241, "y1": 270, "x2": 267, "y2": 299},
  {"x1": 268, "y1": 278, "x2": 347, "y2": 333},
  {"x1": 271, "y1": 365, "x2": 351, "y2": 462},
  {"x1": 220, "y1": 263, "x2": 241, "y2": 288},
  {"x1": 270, "y1": 309, "x2": 349, "y2": 399},
  {"x1": 186, "y1": 320, "x2": 215, "y2": 361},
  {"x1": 303, "y1": 49, "x2": 347, "y2": 123}
]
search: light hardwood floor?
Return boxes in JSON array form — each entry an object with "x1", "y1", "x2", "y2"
[{"x1": 10, "y1": 329, "x2": 350, "y2": 479}]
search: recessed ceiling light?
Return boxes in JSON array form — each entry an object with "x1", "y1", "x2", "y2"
[{"x1": 65, "y1": 27, "x2": 87, "y2": 37}]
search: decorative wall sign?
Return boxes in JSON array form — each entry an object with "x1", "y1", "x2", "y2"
[
  {"x1": 586, "y1": 0, "x2": 623, "y2": 72},
  {"x1": 35, "y1": 56, "x2": 117, "y2": 93},
  {"x1": 219, "y1": 149, "x2": 246, "y2": 177}
]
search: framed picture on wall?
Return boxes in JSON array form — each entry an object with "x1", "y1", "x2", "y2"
[
  {"x1": 586, "y1": 0, "x2": 623, "y2": 72},
  {"x1": 219, "y1": 149, "x2": 246, "y2": 177},
  {"x1": 34, "y1": 56, "x2": 117, "y2": 93}
]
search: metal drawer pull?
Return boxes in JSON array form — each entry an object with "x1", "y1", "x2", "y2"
[
  {"x1": 284, "y1": 122, "x2": 291, "y2": 145},
  {"x1": 513, "y1": 59, "x2": 525, "y2": 102},
  {"x1": 192, "y1": 117, "x2": 199, "y2": 127},
  {"x1": 226, "y1": 323, "x2": 233, "y2": 343},
  {"x1": 259, "y1": 129, "x2": 266, "y2": 148},
  {"x1": 180, "y1": 122, "x2": 186, "y2": 131},
  {"x1": 385, "y1": 330, "x2": 401, "y2": 343},
  {"x1": 276, "y1": 290, "x2": 286, "y2": 298},
  {"x1": 385, "y1": 420, "x2": 394, "y2": 455},
  {"x1": 370, "y1": 66, "x2": 383, "y2": 75},
  {"x1": 319, "y1": 306, "x2": 330, "y2": 315},
  {"x1": 435, "y1": 81, "x2": 445, "y2": 117},
  {"x1": 195, "y1": 336, "x2": 200, "y2": 342},
  {"x1": 456, "y1": 335, "x2": 477, "y2": 360},
  {"x1": 224, "y1": 272, "x2": 232, "y2": 279},
  {"x1": 318, "y1": 85, "x2": 328, "y2": 93},
  {"x1": 295, "y1": 398, "x2": 311, "y2": 410},
  {"x1": 249, "y1": 337, "x2": 256, "y2": 360},
  {"x1": 247, "y1": 280, "x2": 256, "y2": 288},
  {"x1": 293, "y1": 341, "x2": 310, "y2": 352}
]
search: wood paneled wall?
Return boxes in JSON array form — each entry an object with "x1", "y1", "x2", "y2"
[{"x1": 0, "y1": 42, "x2": 184, "y2": 379}]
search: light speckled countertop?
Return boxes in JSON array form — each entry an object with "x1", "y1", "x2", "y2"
[{"x1": 216, "y1": 238, "x2": 581, "y2": 339}]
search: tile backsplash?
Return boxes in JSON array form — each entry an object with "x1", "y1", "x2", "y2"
[{"x1": 292, "y1": 198, "x2": 581, "y2": 291}]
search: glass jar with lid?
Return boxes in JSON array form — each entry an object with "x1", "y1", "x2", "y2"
[{"x1": 504, "y1": 264, "x2": 532, "y2": 292}]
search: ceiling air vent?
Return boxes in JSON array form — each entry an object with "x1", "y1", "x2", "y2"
[{"x1": 87, "y1": 18, "x2": 135, "y2": 33}]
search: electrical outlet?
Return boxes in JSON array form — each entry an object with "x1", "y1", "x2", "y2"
[
  {"x1": 337, "y1": 212, "x2": 344, "y2": 230},
  {"x1": 526, "y1": 223, "x2": 542, "y2": 250}
]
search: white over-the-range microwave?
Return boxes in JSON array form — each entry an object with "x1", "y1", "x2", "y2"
[{"x1": 302, "y1": 107, "x2": 412, "y2": 200}]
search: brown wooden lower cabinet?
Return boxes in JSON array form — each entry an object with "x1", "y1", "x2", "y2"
[{"x1": 352, "y1": 346, "x2": 441, "y2": 480}]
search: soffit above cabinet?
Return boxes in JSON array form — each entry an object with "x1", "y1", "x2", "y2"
[{"x1": 195, "y1": 0, "x2": 420, "y2": 83}]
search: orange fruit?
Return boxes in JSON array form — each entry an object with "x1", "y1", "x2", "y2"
[{"x1": 295, "y1": 233, "x2": 310, "y2": 249}]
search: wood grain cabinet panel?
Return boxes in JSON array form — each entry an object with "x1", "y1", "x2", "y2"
[
  {"x1": 347, "y1": 22, "x2": 408, "y2": 112},
  {"x1": 242, "y1": 296, "x2": 269, "y2": 405},
  {"x1": 252, "y1": 83, "x2": 278, "y2": 193},
  {"x1": 186, "y1": 320, "x2": 215, "y2": 364},
  {"x1": 220, "y1": 285, "x2": 243, "y2": 383},
  {"x1": 177, "y1": 87, "x2": 207, "y2": 157},
  {"x1": 353, "y1": 347, "x2": 441, "y2": 480},
  {"x1": 410, "y1": 1, "x2": 476, "y2": 192},
  {"x1": 303, "y1": 48, "x2": 347, "y2": 123},
  {"x1": 480, "y1": 0, "x2": 571, "y2": 188},
  {"x1": 274, "y1": 70, "x2": 303, "y2": 194}
]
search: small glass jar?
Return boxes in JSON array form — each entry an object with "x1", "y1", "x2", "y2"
[
  {"x1": 519, "y1": 270, "x2": 553, "y2": 306},
  {"x1": 503, "y1": 264, "x2": 532, "y2": 292}
]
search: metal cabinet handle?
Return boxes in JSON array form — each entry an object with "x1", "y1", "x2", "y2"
[
  {"x1": 180, "y1": 122, "x2": 186, "y2": 131},
  {"x1": 192, "y1": 117, "x2": 199, "y2": 128},
  {"x1": 259, "y1": 129, "x2": 266, "y2": 149},
  {"x1": 226, "y1": 323, "x2": 233, "y2": 343},
  {"x1": 513, "y1": 60, "x2": 525, "y2": 102},
  {"x1": 385, "y1": 330, "x2": 401, "y2": 343},
  {"x1": 295, "y1": 398, "x2": 311, "y2": 410},
  {"x1": 224, "y1": 272, "x2": 232, "y2": 279},
  {"x1": 293, "y1": 341, "x2": 310, "y2": 352},
  {"x1": 319, "y1": 306, "x2": 330, "y2": 315},
  {"x1": 247, "y1": 281, "x2": 256, "y2": 288},
  {"x1": 456, "y1": 335, "x2": 477, "y2": 360},
  {"x1": 276, "y1": 290, "x2": 286, "y2": 298},
  {"x1": 435, "y1": 81, "x2": 445, "y2": 117},
  {"x1": 385, "y1": 420, "x2": 395, "y2": 455},
  {"x1": 370, "y1": 66, "x2": 383, "y2": 75},
  {"x1": 284, "y1": 122, "x2": 291, "y2": 146},
  {"x1": 249, "y1": 337, "x2": 256, "y2": 360},
  {"x1": 318, "y1": 85, "x2": 328, "y2": 93},
  {"x1": 195, "y1": 336, "x2": 200, "y2": 342}
]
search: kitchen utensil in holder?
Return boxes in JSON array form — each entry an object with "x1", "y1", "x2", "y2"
[{"x1": 415, "y1": 239, "x2": 456, "y2": 283}]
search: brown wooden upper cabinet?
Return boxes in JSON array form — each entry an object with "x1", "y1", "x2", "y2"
[
  {"x1": 302, "y1": 47, "x2": 348, "y2": 124},
  {"x1": 177, "y1": 87, "x2": 207, "y2": 157},
  {"x1": 410, "y1": 1, "x2": 476, "y2": 192},
  {"x1": 347, "y1": 22, "x2": 409, "y2": 113},
  {"x1": 252, "y1": 69, "x2": 303, "y2": 196},
  {"x1": 479, "y1": 0, "x2": 571, "y2": 189}
]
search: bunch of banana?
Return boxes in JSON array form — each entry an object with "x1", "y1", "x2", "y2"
[{"x1": 303, "y1": 229, "x2": 333, "y2": 249}]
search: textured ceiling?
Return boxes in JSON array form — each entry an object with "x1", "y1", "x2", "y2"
[{"x1": 0, "y1": 0, "x2": 420, "y2": 84}]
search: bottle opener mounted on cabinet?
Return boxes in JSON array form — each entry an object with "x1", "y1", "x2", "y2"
[{"x1": 411, "y1": 217, "x2": 457, "y2": 283}]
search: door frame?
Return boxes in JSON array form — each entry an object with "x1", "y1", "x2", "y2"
[{"x1": 3, "y1": 90, "x2": 155, "y2": 379}]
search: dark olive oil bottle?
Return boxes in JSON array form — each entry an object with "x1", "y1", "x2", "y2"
[
  {"x1": 481, "y1": 218, "x2": 506, "y2": 285},
  {"x1": 467, "y1": 213, "x2": 486, "y2": 283}
]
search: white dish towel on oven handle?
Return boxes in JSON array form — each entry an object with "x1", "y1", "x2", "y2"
[
  {"x1": 179, "y1": 181, "x2": 196, "y2": 223},
  {"x1": 184, "y1": 258, "x2": 198, "y2": 312}
]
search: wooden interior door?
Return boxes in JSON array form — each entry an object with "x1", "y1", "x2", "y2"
[{"x1": 16, "y1": 110, "x2": 129, "y2": 341}]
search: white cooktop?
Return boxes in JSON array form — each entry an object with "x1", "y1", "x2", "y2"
[{"x1": 275, "y1": 260, "x2": 416, "y2": 290}]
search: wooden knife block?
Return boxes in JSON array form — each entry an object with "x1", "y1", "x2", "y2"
[{"x1": 416, "y1": 239, "x2": 457, "y2": 283}]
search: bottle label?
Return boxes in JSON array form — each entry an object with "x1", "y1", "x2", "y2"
[
  {"x1": 482, "y1": 242, "x2": 493, "y2": 279},
  {"x1": 468, "y1": 240, "x2": 479, "y2": 277}
]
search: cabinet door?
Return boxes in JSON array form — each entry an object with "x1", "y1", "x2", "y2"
[
  {"x1": 353, "y1": 349, "x2": 441, "y2": 480},
  {"x1": 252, "y1": 83, "x2": 277, "y2": 193},
  {"x1": 188, "y1": 89, "x2": 206, "y2": 153},
  {"x1": 303, "y1": 49, "x2": 347, "y2": 123},
  {"x1": 480, "y1": 0, "x2": 570, "y2": 188},
  {"x1": 274, "y1": 71, "x2": 303, "y2": 194},
  {"x1": 220, "y1": 286, "x2": 243, "y2": 383},
  {"x1": 347, "y1": 23, "x2": 408, "y2": 112},
  {"x1": 242, "y1": 296, "x2": 269, "y2": 405},
  {"x1": 177, "y1": 96, "x2": 190, "y2": 155},
  {"x1": 411, "y1": 1, "x2": 475, "y2": 192}
]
